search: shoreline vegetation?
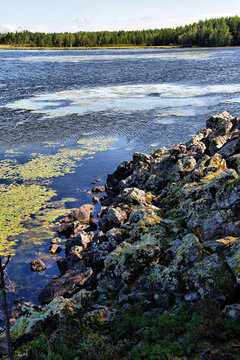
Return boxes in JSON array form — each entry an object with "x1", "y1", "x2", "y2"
[
  {"x1": 1, "y1": 16, "x2": 240, "y2": 49},
  {"x1": 0, "y1": 44, "x2": 181, "y2": 50},
  {"x1": 1, "y1": 111, "x2": 239, "y2": 359}
]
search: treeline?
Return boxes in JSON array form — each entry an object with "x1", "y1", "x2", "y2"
[{"x1": 1, "y1": 16, "x2": 240, "y2": 48}]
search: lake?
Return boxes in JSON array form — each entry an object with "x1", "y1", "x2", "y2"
[{"x1": 0, "y1": 47, "x2": 240, "y2": 306}]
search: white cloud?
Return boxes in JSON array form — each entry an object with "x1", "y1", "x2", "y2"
[
  {"x1": 73, "y1": 17, "x2": 90, "y2": 26},
  {"x1": 36, "y1": 25, "x2": 48, "y2": 33},
  {"x1": 1, "y1": 24, "x2": 18, "y2": 32}
]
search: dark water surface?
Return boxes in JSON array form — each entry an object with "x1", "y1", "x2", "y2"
[{"x1": 0, "y1": 47, "x2": 240, "y2": 306}]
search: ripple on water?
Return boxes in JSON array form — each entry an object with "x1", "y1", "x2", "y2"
[{"x1": 2, "y1": 50, "x2": 233, "y2": 63}]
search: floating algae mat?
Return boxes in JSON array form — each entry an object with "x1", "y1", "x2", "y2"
[{"x1": 0, "y1": 138, "x2": 117, "y2": 257}]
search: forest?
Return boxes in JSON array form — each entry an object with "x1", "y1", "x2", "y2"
[{"x1": 0, "y1": 16, "x2": 240, "y2": 48}]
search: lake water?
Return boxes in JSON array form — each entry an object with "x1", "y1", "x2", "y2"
[{"x1": 0, "y1": 47, "x2": 240, "y2": 306}]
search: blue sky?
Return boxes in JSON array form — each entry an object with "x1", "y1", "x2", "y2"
[{"x1": 1, "y1": 0, "x2": 240, "y2": 33}]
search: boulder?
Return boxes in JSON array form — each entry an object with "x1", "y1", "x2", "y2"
[
  {"x1": 30, "y1": 259, "x2": 47, "y2": 272},
  {"x1": 38, "y1": 268, "x2": 93, "y2": 305},
  {"x1": 184, "y1": 254, "x2": 237, "y2": 304},
  {"x1": 49, "y1": 244, "x2": 62, "y2": 254},
  {"x1": 92, "y1": 186, "x2": 105, "y2": 194},
  {"x1": 98, "y1": 206, "x2": 128, "y2": 232},
  {"x1": 60, "y1": 204, "x2": 94, "y2": 224}
]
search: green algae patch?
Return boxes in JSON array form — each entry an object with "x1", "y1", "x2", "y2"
[
  {"x1": 0, "y1": 138, "x2": 118, "y2": 182},
  {"x1": 0, "y1": 184, "x2": 56, "y2": 256}
]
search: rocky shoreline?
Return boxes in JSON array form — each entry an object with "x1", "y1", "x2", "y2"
[{"x1": 1, "y1": 111, "x2": 240, "y2": 359}]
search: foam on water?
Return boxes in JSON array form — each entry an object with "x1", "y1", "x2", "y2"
[{"x1": 3, "y1": 83, "x2": 240, "y2": 120}]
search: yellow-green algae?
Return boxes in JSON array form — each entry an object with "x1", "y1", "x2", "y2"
[
  {"x1": 0, "y1": 138, "x2": 117, "y2": 181},
  {"x1": 0, "y1": 184, "x2": 56, "y2": 256},
  {"x1": 0, "y1": 137, "x2": 118, "y2": 256}
]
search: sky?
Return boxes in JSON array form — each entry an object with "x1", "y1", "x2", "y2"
[{"x1": 1, "y1": 0, "x2": 240, "y2": 33}]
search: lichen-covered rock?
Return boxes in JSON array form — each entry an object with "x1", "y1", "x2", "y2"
[
  {"x1": 224, "y1": 240, "x2": 240, "y2": 283},
  {"x1": 121, "y1": 187, "x2": 152, "y2": 205},
  {"x1": 184, "y1": 254, "x2": 237, "y2": 304},
  {"x1": 11, "y1": 290, "x2": 92, "y2": 342}
]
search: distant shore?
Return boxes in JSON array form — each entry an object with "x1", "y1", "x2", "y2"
[
  {"x1": 0, "y1": 44, "x2": 181, "y2": 50},
  {"x1": 1, "y1": 44, "x2": 240, "y2": 51}
]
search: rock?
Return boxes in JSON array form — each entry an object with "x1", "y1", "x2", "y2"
[
  {"x1": 184, "y1": 254, "x2": 237, "y2": 304},
  {"x1": 30, "y1": 259, "x2": 47, "y2": 272},
  {"x1": 92, "y1": 196, "x2": 99, "y2": 204},
  {"x1": 57, "y1": 219, "x2": 97, "y2": 238},
  {"x1": 199, "y1": 350, "x2": 234, "y2": 360},
  {"x1": 11, "y1": 290, "x2": 92, "y2": 343},
  {"x1": 92, "y1": 185, "x2": 105, "y2": 194},
  {"x1": 225, "y1": 240, "x2": 240, "y2": 283},
  {"x1": 65, "y1": 231, "x2": 94, "y2": 255},
  {"x1": 51, "y1": 237, "x2": 60, "y2": 244},
  {"x1": 121, "y1": 187, "x2": 152, "y2": 205},
  {"x1": 98, "y1": 206, "x2": 128, "y2": 232},
  {"x1": 61, "y1": 204, "x2": 94, "y2": 224},
  {"x1": 206, "y1": 111, "x2": 234, "y2": 134},
  {"x1": 91, "y1": 178, "x2": 101, "y2": 184},
  {"x1": 133, "y1": 152, "x2": 153, "y2": 164},
  {"x1": 86, "y1": 190, "x2": 92, "y2": 195},
  {"x1": 49, "y1": 244, "x2": 62, "y2": 254},
  {"x1": 38, "y1": 268, "x2": 93, "y2": 305},
  {"x1": 222, "y1": 303, "x2": 240, "y2": 321}
]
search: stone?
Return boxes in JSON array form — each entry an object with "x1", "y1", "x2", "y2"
[
  {"x1": 184, "y1": 254, "x2": 237, "y2": 304},
  {"x1": 61, "y1": 204, "x2": 94, "y2": 224},
  {"x1": 206, "y1": 111, "x2": 234, "y2": 134},
  {"x1": 92, "y1": 196, "x2": 99, "y2": 204},
  {"x1": 92, "y1": 185, "x2": 105, "y2": 194},
  {"x1": 30, "y1": 259, "x2": 47, "y2": 272},
  {"x1": 65, "y1": 231, "x2": 94, "y2": 255},
  {"x1": 50, "y1": 237, "x2": 60, "y2": 244},
  {"x1": 98, "y1": 206, "x2": 128, "y2": 232},
  {"x1": 49, "y1": 244, "x2": 62, "y2": 254},
  {"x1": 222, "y1": 303, "x2": 240, "y2": 321},
  {"x1": 11, "y1": 290, "x2": 92, "y2": 343},
  {"x1": 121, "y1": 187, "x2": 152, "y2": 205},
  {"x1": 38, "y1": 268, "x2": 93, "y2": 305}
]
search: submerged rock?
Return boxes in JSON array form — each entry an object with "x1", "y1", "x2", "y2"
[{"x1": 30, "y1": 259, "x2": 47, "y2": 272}]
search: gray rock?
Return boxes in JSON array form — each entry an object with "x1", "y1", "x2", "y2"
[
  {"x1": 222, "y1": 303, "x2": 240, "y2": 321},
  {"x1": 65, "y1": 231, "x2": 94, "y2": 255},
  {"x1": 98, "y1": 206, "x2": 128, "y2": 232},
  {"x1": 184, "y1": 254, "x2": 237, "y2": 304}
]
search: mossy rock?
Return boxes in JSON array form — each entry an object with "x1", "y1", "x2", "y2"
[{"x1": 184, "y1": 254, "x2": 237, "y2": 304}]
